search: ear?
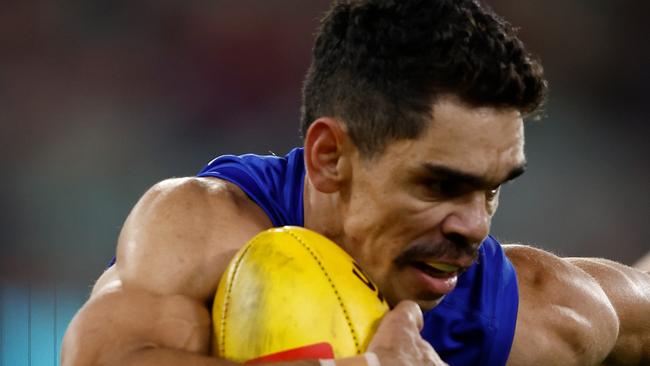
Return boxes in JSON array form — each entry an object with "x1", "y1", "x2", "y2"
[{"x1": 303, "y1": 118, "x2": 351, "y2": 193}]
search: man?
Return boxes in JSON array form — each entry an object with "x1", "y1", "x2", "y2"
[{"x1": 62, "y1": 1, "x2": 650, "y2": 365}]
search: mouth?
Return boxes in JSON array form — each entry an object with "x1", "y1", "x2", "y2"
[
  {"x1": 404, "y1": 260, "x2": 467, "y2": 298},
  {"x1": 413, "y1": 261, "x2": 462, "y2": 276},
  {"x1": 391, "y1": 238, "x2": 480, "y2": 304}
]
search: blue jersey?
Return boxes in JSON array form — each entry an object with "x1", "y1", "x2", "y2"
[{"x1": 198, "y1": 148, "x2": 519, "y2": 366}]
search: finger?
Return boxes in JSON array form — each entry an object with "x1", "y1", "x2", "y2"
[{"x1": 391, "y1": 300, "x2": 424, "y2": 331}]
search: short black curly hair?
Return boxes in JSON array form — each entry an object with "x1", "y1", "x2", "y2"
[{"x1": 300, "y1": 0, "x2": 547, "y2": 157}]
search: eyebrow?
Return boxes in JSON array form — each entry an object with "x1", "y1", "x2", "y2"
[{"x1": 421, "y1": 162, "x2": 527, "y2": 189}]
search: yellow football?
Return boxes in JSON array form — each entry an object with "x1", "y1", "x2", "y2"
[{"x1": 212, "y1": 226, "x2": 389, "y2": 363}]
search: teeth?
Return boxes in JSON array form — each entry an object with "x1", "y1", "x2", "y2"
[{"x1": 423, "y1": 261, "x2": 459, "y2": 273}]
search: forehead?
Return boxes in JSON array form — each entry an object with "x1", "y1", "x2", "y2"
[{"x1": 382, "y1": 96, "x2": 525, "y2": 180}]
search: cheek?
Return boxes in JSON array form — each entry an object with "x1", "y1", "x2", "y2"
[
  {"x1": 346, "y1": 201, "x2": 447, "y2": 267},
  {"x1": 343, "y1": 175, "x2": 450, "y2": 259},
  {"x1": 348, "y1": 198, "x2": 426, "y2": 238},
  {"x1": 350, "y1": 188, "x2": 451, "y2": 241},
  {"x1": 391, "y1": 199, "x2": 452, "y2": 238}
]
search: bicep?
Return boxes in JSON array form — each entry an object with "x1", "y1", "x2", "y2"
[
  {"x1": 567, "y1": 257, "x2": 650, "y2": 365},
  {"x1": 504, "y1": 245, "x2": 619, "y2": 366}
]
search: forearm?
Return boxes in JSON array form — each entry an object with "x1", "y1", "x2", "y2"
[
  {"x1": 64, "y1": 347, "x2": 320, "y2": 366},
  {"x1": 100, "y1": 348, "x2": 238, "y2": 366},
  {"x1": 124, "y1": 349, "x2": 381, "y2": 366},
  {"x1": 121, "y1": 348, "x2": 317, "y2": 366}
]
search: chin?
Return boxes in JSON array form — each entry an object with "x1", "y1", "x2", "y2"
[{"x1": 415, "y1": 296, "x2": 445, "y2": 312}]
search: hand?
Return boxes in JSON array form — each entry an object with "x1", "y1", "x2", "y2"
[{"x1": 368, "y1": 301, "x2": 447, "y2": 366}]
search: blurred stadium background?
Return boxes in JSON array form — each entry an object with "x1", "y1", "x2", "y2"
[{"x1": 1, "y1": 0, "x2": 648, "y2": 364}]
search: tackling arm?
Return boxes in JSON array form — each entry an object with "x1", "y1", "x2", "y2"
[
  {"x1": 62, "y1": 177, "x2": 273, "y2": 366},
  {"x1": 567, "y1": 257, "x2": 650, "y2": 365},
  {"x1": 505, "y1": 245, "x2": 650, "y2": 366}
]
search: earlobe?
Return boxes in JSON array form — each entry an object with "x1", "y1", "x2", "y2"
[{"x1": 303, "y1": 118, "x2": 350, "y2": 193}]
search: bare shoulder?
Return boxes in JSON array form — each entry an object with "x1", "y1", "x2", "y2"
[
  {"x1": 91, "y1": 177, "x2": 271, "y2": 296},
  {"x1": 116, "y1": 177, "x2": 273, "y2": 299},
  {"x1": 503, "y1": 245, "x2": 619, "y2": 366}
]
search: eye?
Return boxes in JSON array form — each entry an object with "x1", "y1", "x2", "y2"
[
  {"x1": 415, "y1": 180, "x2": 441, "y2": 199},
  {"x1": 439, "y1": 180, "x2": 464, "y2": 197},
  {"x1": 425, "y1": 179, "x2": 468, "y2": 198},
  {"x1": 414, "y1": 179, "x2": 456, "y2": 200}
]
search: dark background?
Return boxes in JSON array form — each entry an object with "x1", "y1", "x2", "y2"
[{"x1": 1, "y1": 1, "x2": 648, "y2": 364}]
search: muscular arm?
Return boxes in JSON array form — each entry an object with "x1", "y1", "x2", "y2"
[
  {"x1": 62, "y1": 177, "x2": 275, "y2": 366},
  {"x1": 567, "y1": 257, "x2": 650, "y2": 365},
  {"x1": 505, "y1": 245, "x2": 650, "y2": 366},
  {"x1": 63, "y1": 177, "x2": 443, "y2": 366}
]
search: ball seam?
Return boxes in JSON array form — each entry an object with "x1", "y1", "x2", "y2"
[
  {"x1": 220, "y1": 237, "x2": 256, "y2": 358},
  {"x1": 286, "y1": 228, "x2": 362, "y2": 354}
]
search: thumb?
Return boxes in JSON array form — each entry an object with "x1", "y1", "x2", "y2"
[{"x1": 385, "y1": 300, "x2": 424, "y2": 331}]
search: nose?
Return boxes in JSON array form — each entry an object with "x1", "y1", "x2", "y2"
[{"x1": 440, "y1": 191, "x2": 490, "y2": 246}]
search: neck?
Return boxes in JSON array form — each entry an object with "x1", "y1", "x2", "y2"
[{"x1": 303, "y1": 176, "x2": 344, "y2": 243}]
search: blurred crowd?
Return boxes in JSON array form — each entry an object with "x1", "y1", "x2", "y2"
[{"x1": 1, "y1": 0, "x2": 648, "y2": 288}]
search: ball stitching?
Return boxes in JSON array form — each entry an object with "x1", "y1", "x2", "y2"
[
  {"x1": 285, "y1": 228, "x2": 362, "y2": 354},
  {"x1": 220, "y1": 237, "x2": 255, "y2": 358}
]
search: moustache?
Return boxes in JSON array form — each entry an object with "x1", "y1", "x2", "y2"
[{"x1": 393, "y1": 235, "x2": 480, "y2": 268}]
